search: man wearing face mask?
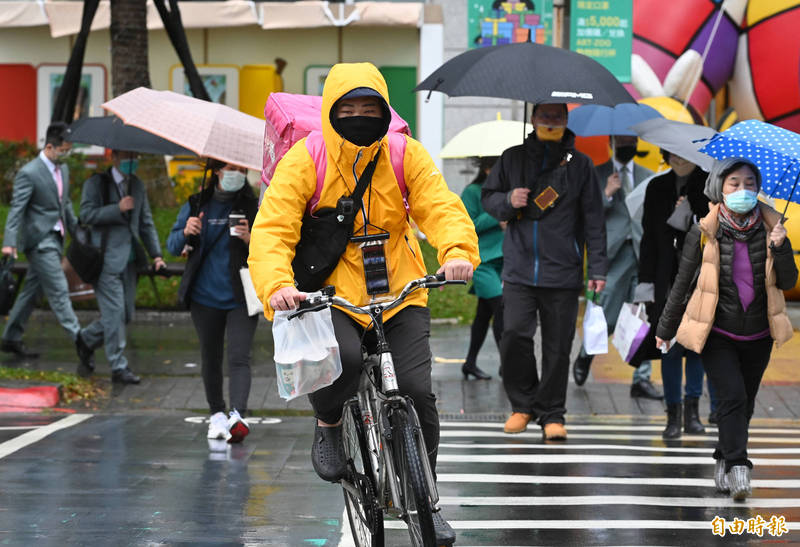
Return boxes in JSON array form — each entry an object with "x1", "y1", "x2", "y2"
[
  {"x1": 78, "y1": 149, "x2": 165, "y2": 384},
  {"x1": 250, "y1": 62, "x2": 478, "y2": 544},
  {"x1": 482, "y1": 103, "x2": 608, "y2": 440},
  {"x1": 1, "y1": 123, "x2": 91, "y2": 368},
  {"x1": 168, "y1": 160, "x2": 258, "y2": 443},
  {"x1": 572, "y1": 135, "x2": 662, "y2": 399}
]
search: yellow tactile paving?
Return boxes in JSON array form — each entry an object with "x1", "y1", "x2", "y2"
[{"x1": 591, "y1": 331, "x2": 800, "y2": 386}]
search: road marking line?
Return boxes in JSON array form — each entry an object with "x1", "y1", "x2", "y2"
[
  {"x1": 0, "y1": 426, "x2": 41, "y2": 431},
  {"x1": 0, "y1": 414, "x2": 92, "y2": 459},
  {"x1": 339, "y1": 507, "x2": 355, "y2": 547},
  {"x1": 438, "y1": 443, "x2": 800, "y2": 455},
  {"x1": 437, "y1": 495, "x2": 800, "y2": 508},
  {"x1": 436, "y1": 473, "x2": 800, "y2": 488},
  {"x1": 382, "y1": 519, "x2": 800, "y2": 530},
  {"x1": 437, "y1": 454, "x2": 800, "y2": 466},
  {"x1": 441, "y1": 422, "x2": 800, "y2": 435},
  {"x1": 440, "y1": 430, "x2": 800, "y2": 444}
]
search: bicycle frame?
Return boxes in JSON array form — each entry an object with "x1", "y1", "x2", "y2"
[{"x1": 291, "y1": 274, "x2": 461, "y2": 534}]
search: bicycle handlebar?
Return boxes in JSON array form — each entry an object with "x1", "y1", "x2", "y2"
[{"x1": 287, "y1": 273, "x2": 466, "y2": 321}]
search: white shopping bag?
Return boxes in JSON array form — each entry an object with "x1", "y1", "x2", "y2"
[
  {"x1": 612, "y1": 303, "x2": 650, "y2": 363},
  {"x1": 272, "y1": 306, "x2": 342, "y2": 401},
  {"x1": 239, "y1": 267, "x2": 263, "y2": 316},
  {"x1": 582, "y1": 299, "x2": 608, "y2": 355}
]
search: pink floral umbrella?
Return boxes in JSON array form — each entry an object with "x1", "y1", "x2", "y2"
[{"x1": 102, "y1": 87, "x2": 264, "y2": 170}]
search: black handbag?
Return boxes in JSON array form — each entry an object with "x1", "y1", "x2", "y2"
[
  {"x1": 0, "y1": 256, "x2": 19, "y2": 315},
  {"x1": 292, "y1": 150, "x2": 380, "y2": 292},
  {"x1": 66, "y1": 173, "x2": 111, "y2": 285}
]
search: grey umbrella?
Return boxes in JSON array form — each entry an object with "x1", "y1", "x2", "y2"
[
  {"x1": 629, "y1": 118, "x2": 717, "y2": 171},
  {"x1": 65, "y1": 116, "x2": 194, "y2": 156}
]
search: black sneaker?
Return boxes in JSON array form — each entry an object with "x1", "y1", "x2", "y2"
[
  {"x1": 75, "y1": 332, "x2": 95, "y2": 378},
  {"x1": 432, "y1": 509, "x2": 456, "y2": 546},
  {"x1": 311, "y1": 423, "x2": 346, "y2": 482},
  {"x1": 1, "y1": 339, "x2": 39, "y2": 359},
  {"x1": 112, "y1": 367, "x2": 141, "y2": 384}
]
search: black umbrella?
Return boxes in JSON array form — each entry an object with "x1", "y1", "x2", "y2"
[
  {"x1": 65, "y1": 116, "x2": 194, "y2": 156},
  {"x1": 415, "y1": 42, "x2": 634, "y2": 107}
]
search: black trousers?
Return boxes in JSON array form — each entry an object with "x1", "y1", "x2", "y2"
[
  {"x1": 465, "y1": 296, "x2": 503, "y2": 368},
  {"x1": 308, "y1": 306, "x2": 439, "y2": 469},
  {"x1": 702, "y1": 332, "x2": 772, "y2": 471},
  {"x1": 190, "y1": 301, "x2": 258, "y2": 415},
  {"x1": 500, "y1": 283, "x2": 580, "y2": 425}
]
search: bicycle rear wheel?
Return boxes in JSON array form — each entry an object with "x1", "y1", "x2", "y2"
[
  {"x1": 342, "y1": 401, "x2": 384, "y2": 546},
  {"x1": 390, "y1": 406, "x2": 436, "y2": 547}
]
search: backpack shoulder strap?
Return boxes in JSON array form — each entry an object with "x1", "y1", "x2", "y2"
[
  {"x1": 304, "y1": 132, "x2": 327, "y2": 215},
  {"x1": 388, "y1": 132, "x2": 409, "y2": 213}
]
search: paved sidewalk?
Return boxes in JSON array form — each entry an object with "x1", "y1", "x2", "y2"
[{"x1": 2, "y1": 309, "x2": 800, "y2": 423}]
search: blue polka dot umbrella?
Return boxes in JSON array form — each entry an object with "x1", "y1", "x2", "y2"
[{"x1": 699, "y1": 119, "x2": 800, "y2": 216}]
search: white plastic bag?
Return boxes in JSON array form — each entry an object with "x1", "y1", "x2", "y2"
[
  {"x1": 612, "y1": 303, "x2": 650, "y2": 363},
  {"x1": 582, "y1": 300, "x2": 608, "y2": 355},
  {"x1": 272, "y1": 306, "x2": 342, "y2": 401},
  {"x1": 239, "y1": 267, "x2": 263, "y2": 317}
]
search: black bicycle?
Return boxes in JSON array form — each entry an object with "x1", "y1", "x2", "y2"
[{"x1": 290, "y1": 273, "x2": 464, "y2": 547}]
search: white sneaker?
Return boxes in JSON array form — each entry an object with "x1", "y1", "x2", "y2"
[
  {"x1": 207, "y1": 411, "x2": 230, "y2": 440},
  {"x1": 227, "y1": 409, "x2": 250, "y2": 444}
]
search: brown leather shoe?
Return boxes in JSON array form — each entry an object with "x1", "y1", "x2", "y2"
[
  {"x1": 543, "y1": 422, "x2": 567, "y2": 441},
  {"x1": 503, "y1": 412, "x2": 532, "y2": 434}
]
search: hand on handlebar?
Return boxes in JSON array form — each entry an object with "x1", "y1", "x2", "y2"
[
  {"x1": 437, "y1": 259, "x2": 474, "y2": 282},
  {"x1": 270, "y1": 286, "x2": 307, "y2": 311}
]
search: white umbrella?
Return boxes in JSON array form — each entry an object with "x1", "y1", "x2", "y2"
[
  {"x1": 440, "y1": 117, "x2": 532, "y2": 159},
  {"x1": 102, "y1": 87, "x2": 264, "y2": 170}
]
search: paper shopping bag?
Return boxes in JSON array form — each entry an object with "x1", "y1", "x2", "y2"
[{"x1": 612, "y1": 303, "x2": 651, "y2": 363}]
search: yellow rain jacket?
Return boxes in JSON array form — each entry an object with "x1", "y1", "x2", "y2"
[{"x1": 249, "y1": 62, "x2": 480, "y2": 326}]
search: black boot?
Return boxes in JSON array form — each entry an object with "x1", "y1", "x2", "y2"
[
  {"x1": 462, "y1": 361, "x2": 491, "y2": 380},
  {"x1": 683, "y1": 397, "x2": 705, "y2": 434},
  {"x1": 663, "y1": 404, "x2": 682, "y2": 439}
]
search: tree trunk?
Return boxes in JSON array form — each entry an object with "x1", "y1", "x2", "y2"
[{"x1": 110, "y1": 0, "x2": 151, "y2": 96}]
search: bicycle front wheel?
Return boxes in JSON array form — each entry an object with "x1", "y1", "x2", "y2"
[
  {"x1": 342, "y1": 401, "x2": 384, "y2": 546},
  {"x1": 390, "y1": 406, "x2": 436, "y2": 547}
]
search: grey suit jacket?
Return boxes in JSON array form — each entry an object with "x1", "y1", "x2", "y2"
[
  {"x1": 3, "y1": 156, "x2": 77, "y2": 252},
  {"x1": 596, "y1": 160, "x2": 653, "y2": 262},
  {"x1": 79, "y1": 170, "x2": 162, "y2": 275}
]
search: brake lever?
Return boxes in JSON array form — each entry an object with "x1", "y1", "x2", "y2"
[{"x1": 287, "y1": 303, "x2": 328, "y2": 320}]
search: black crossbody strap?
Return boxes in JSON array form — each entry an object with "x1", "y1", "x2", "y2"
[{"x1": 350, "y1": 149, "x2": 381, "y2": 209}]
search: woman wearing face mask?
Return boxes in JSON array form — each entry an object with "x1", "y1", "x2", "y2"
[
  {"x1": 167, "y1": 159, "x2": 259, "y2": 445},
  {"x1": 637, "y1": 150, "x2": 712, "y2": 439},
  {"x1": 655, "y1": 157, "x2": 797, "y2": 500}
]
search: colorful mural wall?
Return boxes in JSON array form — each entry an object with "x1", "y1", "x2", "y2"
[{"x1": 468, "y1": 0, "x2": 553, "y2": 47}]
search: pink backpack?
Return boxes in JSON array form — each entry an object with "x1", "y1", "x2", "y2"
[{"x1": 262, "y1": 92, "x2": 412, "y2": 214}]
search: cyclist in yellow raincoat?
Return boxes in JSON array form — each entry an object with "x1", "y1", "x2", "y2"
[{"x1": 249, "y1": 62, "x2": 479, "y2": 542}]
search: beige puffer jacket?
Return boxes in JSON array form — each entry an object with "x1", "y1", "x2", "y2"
[{"x1": 675, "y1": 202, "x2": 794, "y2": 353}]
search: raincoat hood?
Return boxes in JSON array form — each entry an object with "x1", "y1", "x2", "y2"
[
  {"x1": 322, "y1": 63, "x2": 392, "y2": 157},
  {"x1": 704, "y1": 157, "x2": 762, "y2": 203}
]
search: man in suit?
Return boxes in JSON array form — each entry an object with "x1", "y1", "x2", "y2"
[
  {"x1": 1, "y1": 123, "x2": 93, "y2": 369},
  {"x1": 572, "y1": 135, "x2": 662, "y2": 399},
  {"x1": 79, "y1": 150, "x2": 165, "y2": 384}
]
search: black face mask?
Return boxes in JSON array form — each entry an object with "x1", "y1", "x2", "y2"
[
  {"x1": 336, "y1": 116, "x2": 386, "y2": 147},
  {"x1": 615, "y1": 145, "x2": 637, "y2": 164}
]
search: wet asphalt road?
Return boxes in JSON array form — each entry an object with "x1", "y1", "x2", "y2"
[{"x1": 1, "y1": 413, "x2": 800, "y2": 546}]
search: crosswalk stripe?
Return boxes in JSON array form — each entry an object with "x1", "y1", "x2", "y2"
[
  {"x1": 436, "y1": 473, "x2": 800, "y2": 488},
  {"x1": 437, "y1": 495, "x2": 800, "y2": 508},
  {"x1": 382, "y1": 519, "x2": 800, "y2": 531},
  {"x1": 440, "y1": 430, "x2": 800, "y2": 444},
  {"x1": 438, "y1": 443, "x2": 800, "y2": 455},
  {"x1": 440, "y1": 422, "x2": 800, "y2": 435},
  {"x1": 437, "y1": 454, "x2": 800, "y2": 465}
]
